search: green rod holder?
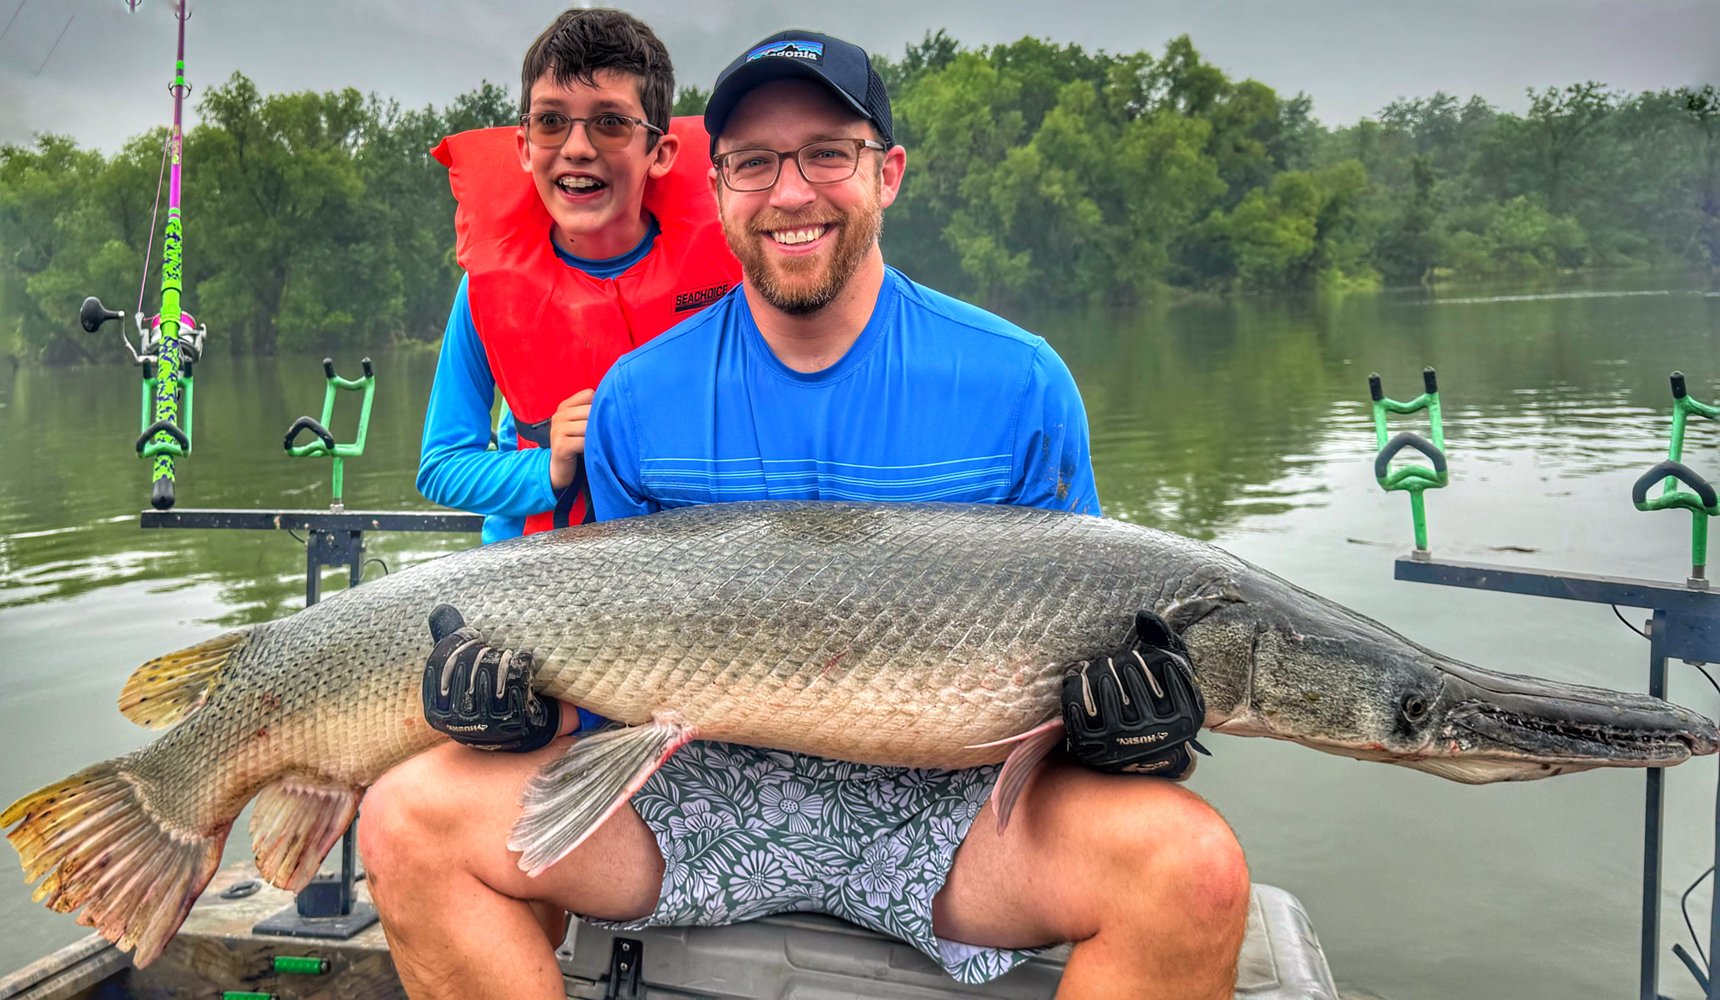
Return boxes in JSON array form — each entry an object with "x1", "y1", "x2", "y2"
[
  {"x1": 1631, "y1": 371, "x2": 1719, "y2": 585},
  {"x1": 283, "y1": 357, "x2": 375, "y2": 509},
  {"x1": 1368, "y1": 367, "x2": 1449, "y2": 556}
]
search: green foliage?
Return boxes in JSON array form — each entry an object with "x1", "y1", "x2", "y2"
[
  {"x1": 1, "y1": 33, "x2": 1712, "y2": 363},
  {"x1": 878, "y1": 31, "x2": 1706, "y2": 306},
  {"x1": 671, "y1": 86, "x2": 709, "y2": 118},
  {"x1": 0, "y1": 75, "x2": 517, "y2": 363},
  {"x1": 1680, "y1": 84, "x2": 1720, "y2": 266}
]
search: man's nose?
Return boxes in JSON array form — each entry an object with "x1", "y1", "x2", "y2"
[{"x1": 770, "y1": 154, "x2": 817, "y2": 210}]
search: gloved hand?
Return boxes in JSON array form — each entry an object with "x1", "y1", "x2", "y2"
[
  {"x1": 1061, "y1": 610, "x2": 1210, "y2": 780},
  {"x1": 422, "y1": 604, "x2": 560, "y2": 753}
]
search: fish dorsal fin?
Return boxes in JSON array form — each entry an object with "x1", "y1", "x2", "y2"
[
  {"x1": 985, "y1": 719, "x2": 1064, "y2": 833},
  {"x1": 120, "y1": 628, "x2": 253, "y2": 729},
  {"x1": 249, "y1": 776, "x2": 360, "y2": 892},
  {"x1": 508, "y1": 716, "x2": 695, "y2": 878}
]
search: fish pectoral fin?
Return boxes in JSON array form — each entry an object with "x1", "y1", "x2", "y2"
[
  {"x1": 119, "y1": 627, "x2": 255, "y2": 729},
  {"x1": 2, "y1": 757, "x2": 226, "y2": 968},
  {"x1": 989, "y1": 719, "x2": 1065, "y2": 834},
  {"x1": 508, "y1": 716, "x2": 696, "y2": 878},
  {"x1": 248, "y1": 776, "x2": 361, "y2": 892},
  {"x1": 964, "y1": 717, "x2": 1065, "y2": 752}
]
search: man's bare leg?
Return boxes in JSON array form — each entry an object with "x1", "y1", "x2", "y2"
[
  {"x1": 933, "y1": 760, "x2": 1250, "y2": 1000},
  {"x1": 358, "y1": 739, "x2": 665, "y2": 1000}
]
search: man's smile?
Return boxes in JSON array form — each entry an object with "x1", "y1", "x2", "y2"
[{"x1": 761, "y1": 223, "x2": 835, "y2": 253}]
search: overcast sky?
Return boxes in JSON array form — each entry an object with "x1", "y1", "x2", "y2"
[{"x1": 2, "y1": 0, "x2": 1717, "y2": 152}]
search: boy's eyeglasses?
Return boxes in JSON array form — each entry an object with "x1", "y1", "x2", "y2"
[
  {"x1": 713, "y1": 138, "x2": 888, "y2": 192},
  {"x1": 519, "y1": 112, "x2": 665, "y2": 150}
]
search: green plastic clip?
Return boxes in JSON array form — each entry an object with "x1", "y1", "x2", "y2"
[
  {"x1": 272, "y1": 955, "x2": 330, "y2": 975},
  {"x1": 282, "y1": 357, "x2": 376, "y2": 509},
  {"x1": 1631, "y1": 371, "x2": 1719, "y2": 586},
  {"x1": 221, "y1": 993, "x2": 273, "y2": 1000},
  {"x1": 1368, "y1": 367, "x2": 1449, "y2": 556}
]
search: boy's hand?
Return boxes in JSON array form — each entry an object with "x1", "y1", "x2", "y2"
[{"x1": 548, "y1": 388, "x2": 596, "y2": 491}]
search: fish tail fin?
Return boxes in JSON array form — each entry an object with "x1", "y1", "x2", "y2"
[
  {"x1": 120, "y1": 626, "x2": 254, "y2": 728},
  {"x1": 3, "y1": 757, "x2": 226, "y2": 967},
  {"x1": 508, "y1": 717, "x2": 695, "y2": 878},
  {"x1": 249, "y1": 776, "x2": 360, "y2": 892}
]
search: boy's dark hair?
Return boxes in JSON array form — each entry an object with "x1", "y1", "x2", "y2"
[{"x1": 520, "y1": 9, "x2": 674, "y2": 143}]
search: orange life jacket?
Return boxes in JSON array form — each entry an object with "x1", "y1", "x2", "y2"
[{"x1": 432, "y1": 118, "x2": 740, "y2": 533}]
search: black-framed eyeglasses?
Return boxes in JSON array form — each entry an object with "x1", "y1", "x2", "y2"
[
  {"x1": 519, "y1": 111, "x2": 665, "y2": 150},
  {"x1": 713, "y1": 138, "x2": 888, "y2": 192}
]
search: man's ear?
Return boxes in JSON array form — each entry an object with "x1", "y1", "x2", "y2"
[
  {"x1": 516, "y1": 125, "x2": 533, "y2": 173},
  {"x1": 709, "y1": 165, "x2": 729, "y2": 219},
  {"x1": 877, "y1": 145, "x2": 906, "y2": 210},
  {"x1": 647, "y1": 130, "x2": 679, "y2": 180}
]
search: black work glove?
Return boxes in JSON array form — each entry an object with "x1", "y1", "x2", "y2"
[
  {"x1": 1062, "y1": 610, "x2": 1210, "y2": 780},
  {"x1": 422, "y1": 604, "x2": 560, "y2": 753}
]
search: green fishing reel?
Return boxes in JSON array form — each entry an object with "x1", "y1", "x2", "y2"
[
  {"x1": 1631, "y1": 371, "x2": 1719, "y2": 586},
  {"x1": 283, "y1": 358, "x2": 375, "y2": 510},
  {"x1": 82, "y1": 295, "x2": 209, "y2": 510},
  {"x1": 1368, "y1": 367, "x2": 1448, "y2": 557}
]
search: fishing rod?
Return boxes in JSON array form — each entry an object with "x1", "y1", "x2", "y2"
[{"x1": 80, "y1": 0, "x2": 207, "y2": 511}]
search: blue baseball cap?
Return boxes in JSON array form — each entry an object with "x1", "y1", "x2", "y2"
[{"x1": 704, "y1": 30, "x2": 893, "y2": 154}]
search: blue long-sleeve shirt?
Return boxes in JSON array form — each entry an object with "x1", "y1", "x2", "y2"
[
  {"x1": 586, "y1": 267, "x2": 1100, "y2": 519},
  {"x1": 417, "y1": 221, "x2": 660, "y2": 543}
]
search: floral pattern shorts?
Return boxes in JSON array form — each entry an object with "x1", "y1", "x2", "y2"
[{"x1": 584, "y1": 740, "x2": 1039, "y2": 984}]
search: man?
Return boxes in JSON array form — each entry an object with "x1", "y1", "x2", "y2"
[
  {"x1": 415, "y1": 8, "x2": 739, "y2": 542},
  {"x1": 362, "y1": 30, "x2": 1249, "y2": 1000}
]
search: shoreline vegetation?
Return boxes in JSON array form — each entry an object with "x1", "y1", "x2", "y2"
[{"x1": 2, "y1": 31, "x2": 1716, "y2": 364}]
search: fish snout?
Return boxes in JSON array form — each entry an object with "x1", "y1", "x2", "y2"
[{"x1": 1438, "y1": 666, "x2": 1720, "y2": 765}]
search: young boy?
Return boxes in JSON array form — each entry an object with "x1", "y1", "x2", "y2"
[{"x1": 417, "y1": 8, "x2": 738, "y2": 541}]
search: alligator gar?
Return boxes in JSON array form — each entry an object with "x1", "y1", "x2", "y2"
[{"x1": 5, "y1": 501, "x2": 1715, "y2": 965}]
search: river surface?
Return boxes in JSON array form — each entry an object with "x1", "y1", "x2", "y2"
[{"x1": 1, "y1": 272, "x2": 1718, "y2": 998}]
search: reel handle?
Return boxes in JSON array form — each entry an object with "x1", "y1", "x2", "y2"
[{"x1": 80, "y1": 296, "x2": 123, "y2": 333}]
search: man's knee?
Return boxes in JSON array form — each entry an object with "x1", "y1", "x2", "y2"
[
  {"x1": 358, "y1": 752, "x2": 465, "y2": 888},
  {"x1": 1073, "y1": 781, "x2": 1252, "y2": 929},
  {"x1": 1120, "y1": 789, "x2": 1250, "y2": 929},
  {"x1": 1166, "y1": 797, "x2": 1250, "y2": 927}
]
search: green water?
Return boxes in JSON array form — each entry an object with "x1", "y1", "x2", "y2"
[{"x1": 1, "y1": 274, "x2": 1718, "y2": 998}]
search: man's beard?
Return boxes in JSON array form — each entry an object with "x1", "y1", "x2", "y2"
[{"x1": 722, "y1": 186, "x2": 884, "y2": 316}]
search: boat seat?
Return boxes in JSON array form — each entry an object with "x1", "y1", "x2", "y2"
[{"x1": 558, "y1": 883, "x2": 1338, "y2": 999}]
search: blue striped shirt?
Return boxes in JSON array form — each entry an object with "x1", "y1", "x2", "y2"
[{"x1": 585, "y1": 267, "x2": 1099, "y2": 518}]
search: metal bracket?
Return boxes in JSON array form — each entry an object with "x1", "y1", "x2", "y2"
[{"x1": 602, "y1": 937, "x2": 644, "y2": 1000}]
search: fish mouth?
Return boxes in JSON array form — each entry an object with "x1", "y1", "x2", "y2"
[
  {"x1": 1443, "y1": 701, "x2": 1716, "y2": 764},
  {"x1": 1412, "y1": 664, "x2": 1720, "y2": 782}
]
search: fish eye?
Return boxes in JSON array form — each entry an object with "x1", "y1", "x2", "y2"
[{"x1": 1400, "y1": 693, "x2": 1429, "y2": 723}]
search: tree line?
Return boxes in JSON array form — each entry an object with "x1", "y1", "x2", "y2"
[{"x1": 3, "y1": 32, "x2": 1716, "y2": 363}]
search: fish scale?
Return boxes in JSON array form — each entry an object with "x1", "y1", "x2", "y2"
[
  {"x1": 6, "y1": 501, "x2": 1716, "y2": 966},
  {"x1": 525, "y1": 504, "x2": 1133, "y2": 756}
]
